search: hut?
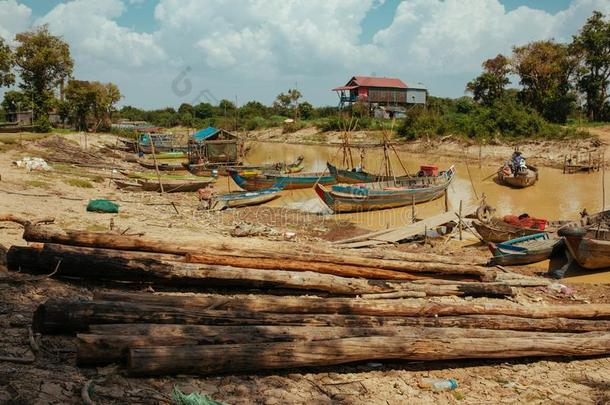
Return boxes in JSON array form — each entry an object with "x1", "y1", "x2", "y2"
[{"x1": 188, "y1": 127, "x2": 240, "y2": 164}]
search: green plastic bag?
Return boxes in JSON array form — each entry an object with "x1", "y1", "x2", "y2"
[
  {"x1": 86, "y1": 199, "x2": 119, "y2": 213},
  {"x1": 172, "y1": 388, "x2": 226, "y2": 405}
]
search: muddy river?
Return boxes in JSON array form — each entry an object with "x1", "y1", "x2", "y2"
[{"x1": 239, "y1": 141, "x2": 608, "y2": 230}]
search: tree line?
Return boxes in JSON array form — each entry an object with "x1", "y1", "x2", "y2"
[
  {"x1": 0, "y1": 25, "x2": 122, "y2": 132},
  {"x1": 398, "y1": 11, "x2": 610, "y2": 141}
]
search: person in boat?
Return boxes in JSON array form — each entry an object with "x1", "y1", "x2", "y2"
[{"x1": 511, "y1": 151, "x2": 526, "y2": 174}]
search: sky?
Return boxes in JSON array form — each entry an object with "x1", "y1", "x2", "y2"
[{"x1": 1, "y1": 0, "x2": 609, "y2": 110}]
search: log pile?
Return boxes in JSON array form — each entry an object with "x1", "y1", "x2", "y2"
[{"x1": 7, "y1": 218, "x2": 609, "y2": 377}]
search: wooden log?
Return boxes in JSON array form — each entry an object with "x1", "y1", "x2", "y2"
[
  {"x1": 77, "y1": 334, "x2": 198, "y2": 365},
  {"x1": 19, "y1": 223, "x2": 488, "y2": 270},
  {"x1": 78, "y1": 326, "x2": 589, "y2": 365},
  {"x1": 128, "y1": 332, "x2": 610, "y2": 376},
  {"x1": 35, "y1": 298, "x2": 610, "y2": 335},
  {"x1": 5, "y1": 244, "x2": 416, "y2": 294},
  {"x1": 185, "y1": 252, "x2": 493, "y2": 281},
  {"x1": 7, "y1": 244, "x2": 507, "y2": 293},
  {"x1": 95, "y1": 292, "x2": 610, "y2": 320}
]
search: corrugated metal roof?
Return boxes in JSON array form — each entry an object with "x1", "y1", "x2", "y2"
[
  {"x1": 192, "y1": 126, "x2": 220, "y2": 141},
  {"x1": 332, "y1": 85, "x2": 358, "y2": 91},
  {"x1": 351, "y1": 76, "x2": 408, "y2": 89}
]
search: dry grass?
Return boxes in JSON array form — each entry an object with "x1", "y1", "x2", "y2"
[
  {"x1": 0, "y1": 133, "x2": 50, "y2": 144},
  {"x1": 64, "y1": 178, "x2": 93, "y2": 188}
]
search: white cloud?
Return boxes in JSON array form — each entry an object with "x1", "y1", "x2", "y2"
[
  {"x1": 35, "y1": 0, "x2": 165, "y2": 68},
  {"x1": 0, "y1": 0, "x2": 31, "y2": 44}
]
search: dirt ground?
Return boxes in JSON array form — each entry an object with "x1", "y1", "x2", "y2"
[{"x1": 1, "y1": 132, "x2": 610, "y2": 404}]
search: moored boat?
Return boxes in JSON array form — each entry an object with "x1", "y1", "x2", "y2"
[
  {"x1": 327, "y1": 162, "x2": 441, "y2": 184},
  {"x1": 559, "y1": 226, "x2": 610, "y2": 270},
  {"x1": 472, "y1": 219, "x2": 544, "y2": 243},
  {"x1": 138, "y1": 159, "x2": 187, "y2": 172},
  {"x1": 186, "y1": 156, "x2": 304, "y2": 177},
  {"x1": 315, "y1": 166, "x2": 455, "y2": 213},
  {"x1": 488, "y1": 233, "x2": 561, "y2": 266},
  {"x1": 229, "y1": 170, "x2": 336, "y2": 191},
  {"x1": 211, "y1": 188, "x2": 282, "y2": 210}
]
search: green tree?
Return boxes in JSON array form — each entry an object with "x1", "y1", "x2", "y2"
[
  {"x1": 65, "y1": 80, "x2": 122, "y2": 131},
  {"x1": 14, "y1": 25, "x2": 74, "y2": 126},
  {"x1": 511, "y1": 40, "x2": 577, "y2": 123},
  {"x1": 193, "y1": 102, "x2": 214, "y2": 119},
  {"x1": 298, "y1": 101, "x2": 314, "y2": 119},
  {"x1": 466, "y1": 54, "x2": 511, "y2": 106},
  {"x1": 0, "y1": 37, "x2": 15, "y2": 87},
  {"x1": 571, "y1": 11, "x2": 610, "y2": 121},
  {"x1": 273, "y1": 88, "x2": 302, "y2": 118}
]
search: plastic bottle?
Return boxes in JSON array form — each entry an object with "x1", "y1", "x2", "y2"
[{"x1": 420, "y1": 378, "x2": 458, "y2": 391}]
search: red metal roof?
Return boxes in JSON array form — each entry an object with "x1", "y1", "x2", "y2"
[
  {"x1": 351, "y1": 76, "x2": 408, "y2": 89},
  {"x1": 332, "y1": 76, "x2": 408, "y2": 91},
  {"x1": 332, "y1": 85, "x2": 358, "y2": 91}
]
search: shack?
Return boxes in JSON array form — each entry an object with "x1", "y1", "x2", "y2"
[
  {"x1": 188, "y1": 127, "x2": 240, "y2": 164},
  {"x1": 332, "y1": 76, "x2": 427, "y2": 116}
]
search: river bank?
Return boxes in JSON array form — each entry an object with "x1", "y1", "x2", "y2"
[
  {"x1": 1, "y1": 132, "x2": 610, "y2": 404},
  {"x1": 247, "y1": 125, "x2": 607, "y2": 170}
]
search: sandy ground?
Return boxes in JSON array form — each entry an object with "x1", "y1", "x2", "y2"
[{"x1": 1, "y1": 132, "x2": 610, "y2": 404}]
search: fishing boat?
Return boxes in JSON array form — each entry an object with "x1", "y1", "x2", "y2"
[
  {"x1": 146, "y1": 151, "x2": 186, "y2": 160},
  {"x1": 185, "y1": 156, "x2": 304, "y2": 177},
  {"x1": 315, "y1": 166, "x2": 455, "y2": 213},
  {"x1": 114, "y1": 177, "x2": 215, "y2": 193},
  {"x1": 559, "y1": 227, "x2": 610, "y2": 270},
  {"x1": 472, "y1": 219, "x2": 545, "y2": 243},
  {"x1": 229, "y1": 170, "x2": 336, "y2": 191},
  {"x1": 210, "y1": 188, "x2": 282, "y2": 210},
  {"x1": 137, "y1": 159, "x2": 187, "y2": 172},
  {"x1": 497, "y1": 164, "x2": 539, "y2": 188},
  {"x1": 328, "y1": 163, "x2": 449, "y2": 184},
  {"x1": 488, "y1": 233, "x2": 561, "y2": 266}
]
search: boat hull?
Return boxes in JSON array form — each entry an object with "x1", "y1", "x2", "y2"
[
  {"x1": 489, "y1": 233, "x2": 560, "y2": 266},
  {"x1": 213, "y1": 189, "x2": 282, "y2": 209},
  {"x1": 562, "y1": 229, "x2": 610, "y2": 270},
  {"x1": 229, "y1": 170, "x2": 336, "y2": 191},
  {"x1": 473, "y1": 219, "x2": 543, "y2": 243},
  {"x1": 138, "y1": 160, "x2": 186, "y2": 172},
  {"x1": 497, "y1": 165, "x2": 539, "y2": 188}
]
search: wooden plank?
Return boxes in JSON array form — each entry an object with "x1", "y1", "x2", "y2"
[{"x1": 335, "y1": 204, "x2": 479, "y2": 247}]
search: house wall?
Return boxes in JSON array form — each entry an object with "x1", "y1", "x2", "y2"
[{"x1": 406, "y1": 89, "x2": 427, "y2": 104}]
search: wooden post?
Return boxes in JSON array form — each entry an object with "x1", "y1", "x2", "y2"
[
  {"x1": 603, "y1": 152, "x2": 606, "y2": 211},
  {"x1": 563, "y1": 155, "x2": 566, "y2": 174},
  {"x1": 458, "y1": 200, "x2": 463, "y2": 241},
  {"x1": 478, "y1": 144, "x2": 482, "y2": 169},
  {"x1": 411, "y1": 195, "x2": 416, "y2": 223},
  {"x1": 149, "y1": 136, "x2": 164, "y2": 193},
  {"x1": 444, "y1": 190, "x2": 449, "y2": 213}
]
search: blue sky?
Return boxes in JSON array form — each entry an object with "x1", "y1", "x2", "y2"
[{"x1": 2, "y1": 0, "x2": 609, "y2": 109}]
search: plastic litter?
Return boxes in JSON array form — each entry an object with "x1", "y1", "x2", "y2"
[
  {"x1": 13, "y1": 157, "x2": 52, "y2": 172},
  {"x1": 86, "y1": 199, "x2": 119, "y2": 213},
  {"x1": 172, "y1": 388, "x2": 226, "y2": 405},
  {"x1": 419, "y1": 377, "x2": 458, "y2": 391}
]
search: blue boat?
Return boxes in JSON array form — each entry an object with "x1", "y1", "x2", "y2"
[
  {"x1": 229, "y1": 169, "x2": 336, "y2": 191},
  {"x1": 211, "y1": 188, "x2": 282, "y2": 210},
  {"x1": 315, "y1": 166, "x2": 455, "y2": 213},
  {"x1": 488, "y1": 232, "x2": 561, "y2": 266}
]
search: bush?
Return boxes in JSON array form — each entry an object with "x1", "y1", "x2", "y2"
[{"x1": 34, "y1": 116, "x2": 52, "y2": 133}]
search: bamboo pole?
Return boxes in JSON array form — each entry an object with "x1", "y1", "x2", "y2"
[{"x1": 149, "y1": 135, "x2": 164, "y2": 193}]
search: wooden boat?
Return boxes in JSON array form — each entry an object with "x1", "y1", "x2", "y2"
[
  {"x1": 210, "y1": 188, "x2": 282, "y2": 210},
  {"x1": 146, "y1": 151, "x2": 186, "y2": 160},
  {"x1": 559, "y1": 227, "x2": 610, "y2": 270},
  {"x1": 229, "y1": 170, "x2": 336, "y2": 191},
  {"x1": 315, "y1": 166, "x2": 455, "y2": 213},
  {"x1": 137, "y1": 159, "x2": 187, "y2": 172},
  {"x1": 186, "y1": 156, "x2": 305, "y2": 177},
  {"x1": 472, "y1": 219, "x2": 544, "y2": 243},
  {"x1": 327, "y1": 162, "x2": 432, "y2": 184},
  {"x1": 488, "y1": 233, "x2": 561, "y2": 266},
  {"x1": 115, "y1": 177, "x2": 214, "y2": 193},
  {"x1": 497, "y1": 164, "x2": 539, "y2": 188}
]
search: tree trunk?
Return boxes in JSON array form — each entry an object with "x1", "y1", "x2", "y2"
[
  {"x1": 34, "y1": 298, "x2": 610, "y2": 335},
  {"x1": 127, "y1": 332, "x2": 610, "y2": 376},
  {"x1": 94, "y1": 291, "x2": 610, "y2": 320},
  {"x1": 78, "y1": 326, "x2": 586, "y2": 365},
  {"x1": 7, "y1": 244, "x2": 487, "y2": 294}
]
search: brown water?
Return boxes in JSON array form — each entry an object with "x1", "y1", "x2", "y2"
[{"x1": 240, "y1": 141, "x2": 609, "y2": 230}]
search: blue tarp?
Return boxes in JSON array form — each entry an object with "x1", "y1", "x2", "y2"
[{"x1": 192, "y1": 127, "x2": 220, "y2": 141}]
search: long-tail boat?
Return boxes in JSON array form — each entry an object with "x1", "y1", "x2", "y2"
[
  {"x1": 314, "y1": 166, "x2": 455, "y2": 213},
  {"x1": 560, "y1": 227, "x2": 610, "y2": 270},
  {"x1": 186, "y1": 156, "x2": 304, "y2": 177},
  {"x1": 137, "y1": 159, "x2": 186, "y2": 172},
  {"x1": 210, "y1": 188, "x2": 282, "y2": 210},
  {"x1": 488, "y1": 233, "x2": 561, "y2": 266},
  {"x1": 229, "y1": 169, "x2": 336, "y2": 191},
  {"x1": 114, "y1": 177, "x2": 215, "y2": 193}
]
